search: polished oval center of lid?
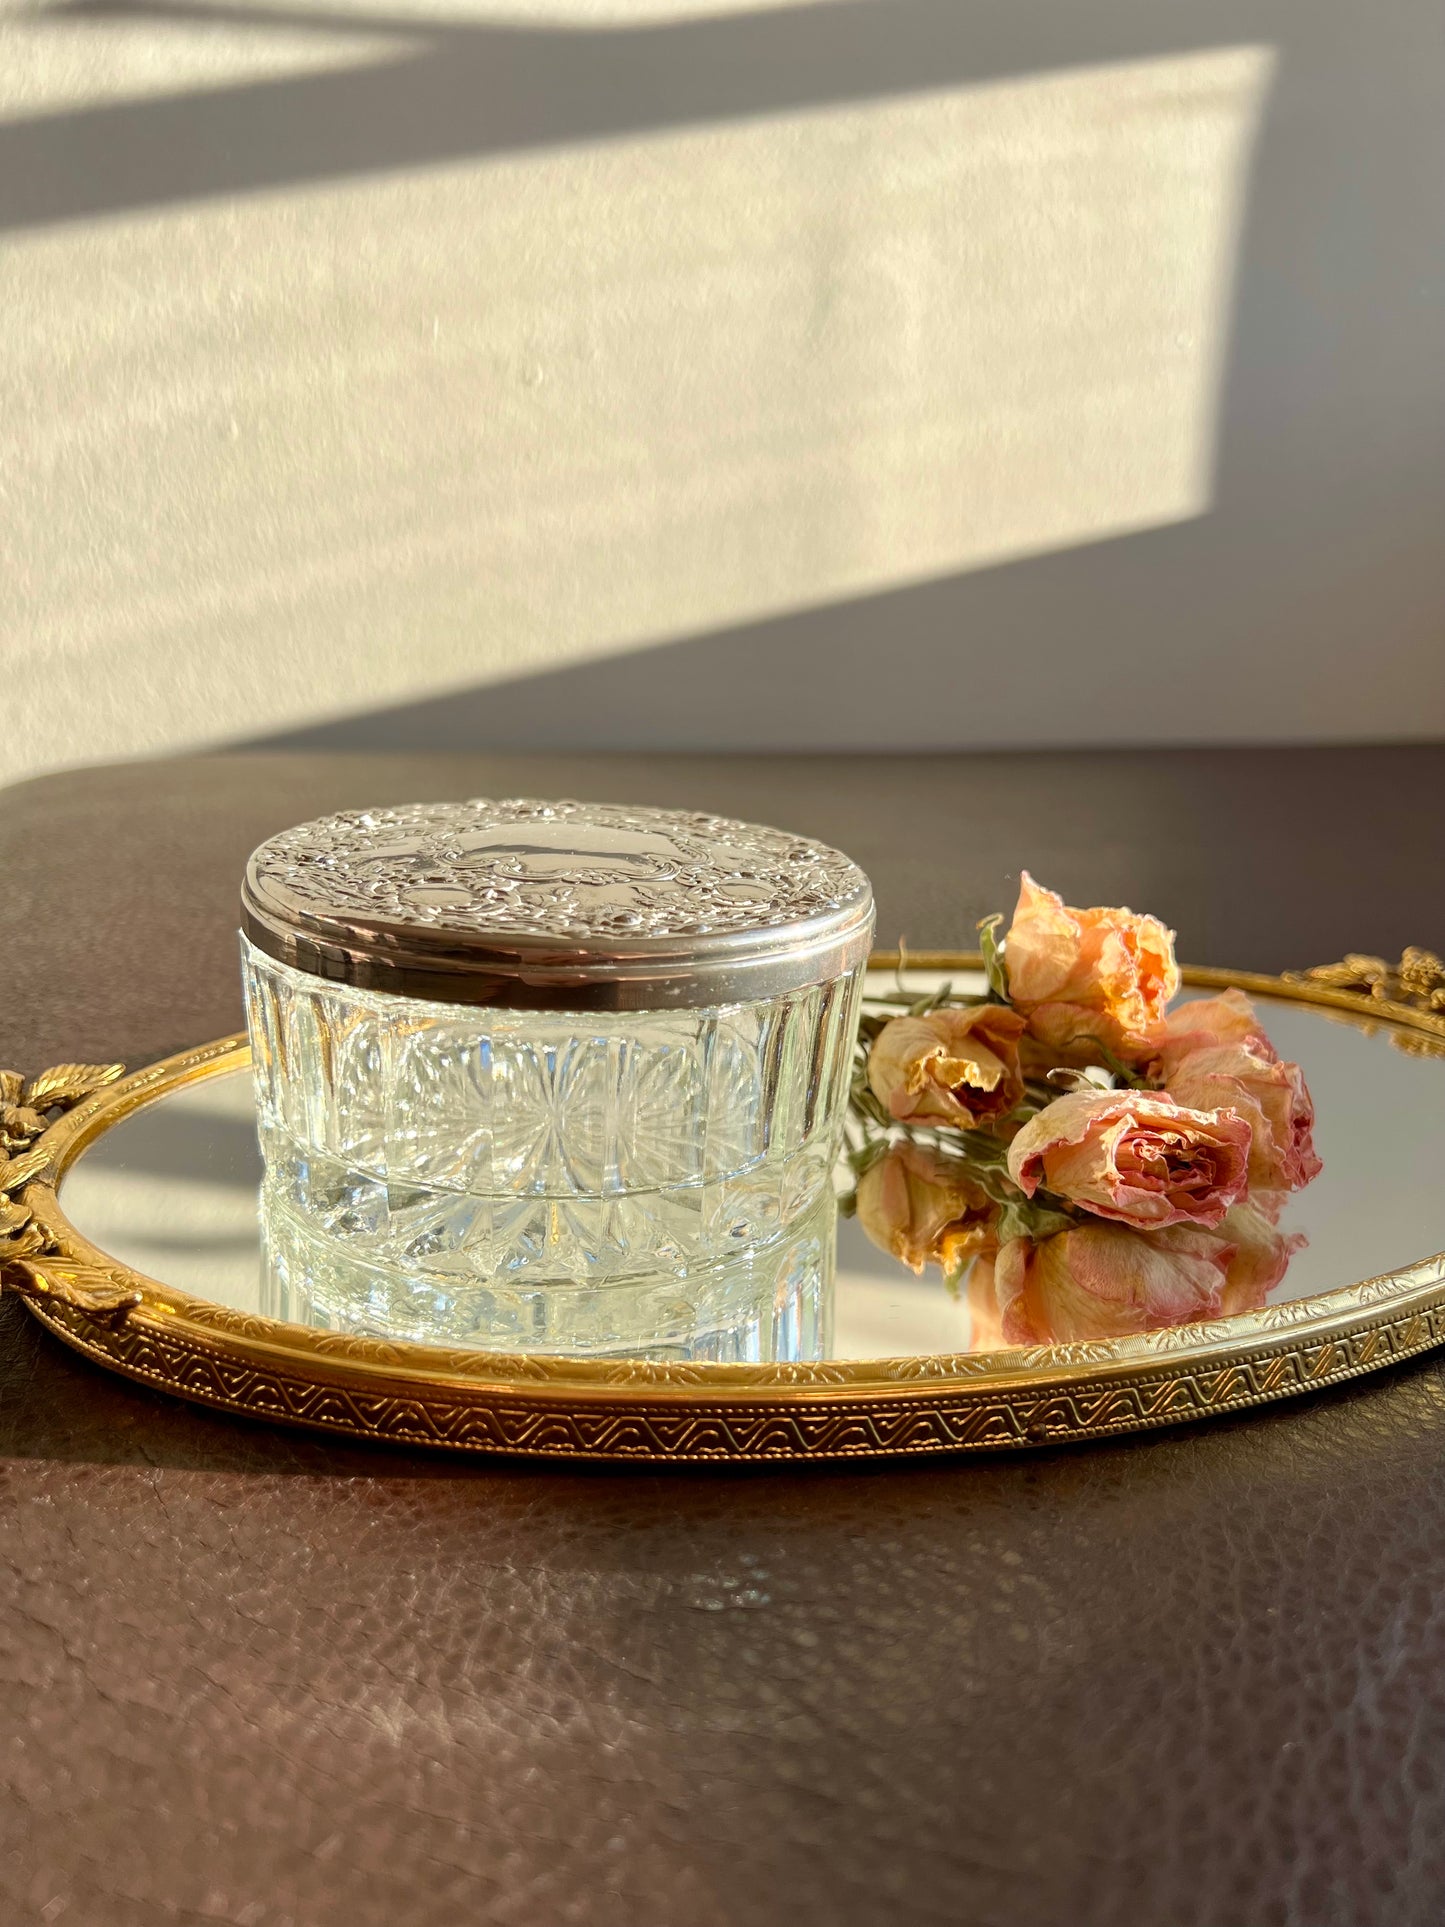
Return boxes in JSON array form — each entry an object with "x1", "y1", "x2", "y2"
[
  {"x1": 352, "y1": 823, "x2": 693, "y2": 917},
  {"x1": 354, "y1": 821, "x2": 688, "y2": 886}
]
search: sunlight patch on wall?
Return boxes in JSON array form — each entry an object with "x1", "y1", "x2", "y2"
[
  {"x1": 0, "y1": 0, "x2": 411, "y2": 118},
  {"x1": 0, "y1": 0, "x2": 872, "y2": 123},
  {"x1": 3, "y1": 44, "x2": 1274, "y2": 777},
  {"x1": 216, "y1": 0, "x2": 854, "y2": 20}
]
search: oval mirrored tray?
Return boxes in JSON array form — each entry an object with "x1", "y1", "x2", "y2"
[{"x1": 4, "y1": 955, "x2": 1444, "y2": 1462}]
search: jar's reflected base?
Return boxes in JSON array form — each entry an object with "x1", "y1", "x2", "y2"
[{"x1": 260, "y1": 1187, "x2": 836, "y2": 1363}]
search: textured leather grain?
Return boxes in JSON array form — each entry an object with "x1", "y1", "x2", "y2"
[{"x1": 3, "y1": 747, "x2": 1445, "y2": 1927}]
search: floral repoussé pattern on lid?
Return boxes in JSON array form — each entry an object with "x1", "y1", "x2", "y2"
[
  {"x1": 844, "y1": 875, "x2": 1323, "y2": 1347},
  {"x1": 247, "y1": 798, "x2": 871, "y2": 943}
]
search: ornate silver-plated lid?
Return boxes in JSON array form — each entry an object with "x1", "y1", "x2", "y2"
[{"x1": 241, "y1": 798, "x2": 875, "y2": 1010}]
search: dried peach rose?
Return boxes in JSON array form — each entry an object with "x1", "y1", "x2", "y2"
[
  {"x1": 1006, "y1": 1088, "x2": 1251, "y2": 1230},
  {"x1": 867, "y1": 1004, "x2": 1027, "y2": 1131},
  {"x1": 994, "y1": 1220, "x2": 1234, "y2": 1345},
  {"x1": 1004, "y1": 872, "x2": 1180, "y2": 1068},
  {"x1": 1163, "y1": 1042, "x2": 1322, "y2": 1196},
  {"x1": 1214, "y1": 1199, "x2": 1306, "y2": 1316},
  {"x1": 855, "y1": 1142, "x2": 997, "y2": 1278}
]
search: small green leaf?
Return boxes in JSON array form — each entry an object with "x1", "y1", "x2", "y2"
[
  {"x1": 995, "y1": 1202, "x2": 1029, "y2": 1246},
  {"x1": 978, "y1": 914, "x2": 1009, "y2": 1000},
  {"x1": 845, "y1": 1137, "x2": 892, "y2": 1178},
  {"x1": 1030, "y1": 1206, "x2": 1078, "y2": 1240},
  {"x1": 849, "y1": 1084, "x2": 894, "y2": 1130},
  {"x1": 996, "y1": 1198, "x2": 1077, "y2": 1245}
]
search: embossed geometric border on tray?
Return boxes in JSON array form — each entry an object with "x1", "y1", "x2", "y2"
[{"x1": 10, "y1": 955, "x2": 1445, "y2": 1462}]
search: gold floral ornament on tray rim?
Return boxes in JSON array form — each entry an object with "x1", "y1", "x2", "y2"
[
  {"x1": 1282, "y1": 948, "x2": 1445, "y2": 1058},
  {"x1": 0, "y1": 1061, "x2": 140, "y2": 1322},
  {"x1": 1, "y1": 943, "x2": 1444, "y2": 1462}
]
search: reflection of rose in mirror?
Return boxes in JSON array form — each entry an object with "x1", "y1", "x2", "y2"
[
  {"x1": 845, "y1": 878, "x2": 1322, "y2": 1346},
  {"x1": 985, "y1": 1207, "x2": 1306, "y2": 1346}
]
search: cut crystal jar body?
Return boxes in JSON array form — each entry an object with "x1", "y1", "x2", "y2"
[{"x1": 244, "y1": 940, "x2": 860, "y2": 1354}]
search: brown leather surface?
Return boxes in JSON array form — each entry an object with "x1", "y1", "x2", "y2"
[{"x1": 3, "y1": 746, "x2": 1445, "y2": 1927}]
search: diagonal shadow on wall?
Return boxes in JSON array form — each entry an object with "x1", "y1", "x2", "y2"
[{"x1": 1, "y1": 0, "x2": 1293, "y2": 234}]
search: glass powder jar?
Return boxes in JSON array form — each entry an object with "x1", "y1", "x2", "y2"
[{"x1": 241, "y1": 799, "x2": 874, "y2": 1359}]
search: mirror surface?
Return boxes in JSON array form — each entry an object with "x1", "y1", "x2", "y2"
[{"x1": 57, "y1": 977, "x2": 1445, "y2": 1362}]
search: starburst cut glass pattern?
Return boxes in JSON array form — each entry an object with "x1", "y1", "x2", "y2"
[{"x1": 244, "y1": 941, "x2": 860, "y2": 1355}]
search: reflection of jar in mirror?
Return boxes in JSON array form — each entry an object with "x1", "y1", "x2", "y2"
[{"x1": 240, "y1": 799, "x2": 872, "y2": 1357}]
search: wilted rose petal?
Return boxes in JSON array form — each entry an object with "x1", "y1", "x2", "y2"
[
  {"x1": 965, "y1": 1255, "x2": 1007, "y2": 1349},
  {"x1": 1155, "y1": 988, "x2": 1278, "y2": 1076}
]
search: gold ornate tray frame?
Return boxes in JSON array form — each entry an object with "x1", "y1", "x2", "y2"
[{"x1": 3, "y1": 951, "x2": 1444, "y2": 1463}]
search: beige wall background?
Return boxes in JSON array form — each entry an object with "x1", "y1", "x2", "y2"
[{"x1": 3, "y1": 0, "x2": 1443, "y2": 785}]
